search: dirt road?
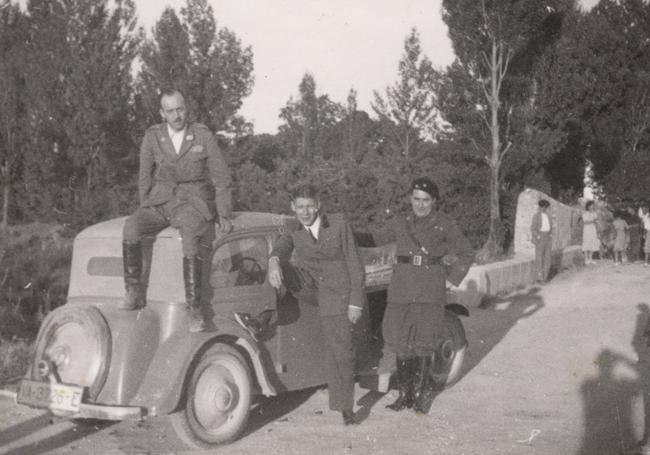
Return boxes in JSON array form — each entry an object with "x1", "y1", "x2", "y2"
[{"x1": 2, "y1": 262, "x2": 649, "y2": 455}]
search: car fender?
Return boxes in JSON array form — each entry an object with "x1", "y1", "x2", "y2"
[{"x1": 131, "y1": 318, "x2": 277, "y2": 416}]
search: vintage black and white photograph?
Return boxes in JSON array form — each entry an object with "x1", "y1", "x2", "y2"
[{"x1": 1, "y1": 0, "x2": 649, "y2": 453}]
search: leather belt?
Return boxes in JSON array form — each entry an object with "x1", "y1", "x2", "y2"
[{"x1": 396, "y1": 255, "x2": 442, "y2": 266}]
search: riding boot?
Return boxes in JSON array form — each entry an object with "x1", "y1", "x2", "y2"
[
  {"x1": 184, "y1": 256, "x2": 207, "y2": 332},
  {"x1": 120, "y1": 241, "x2": 144, "y2": 310},
  {"x1": 413, "y1": 355, "x2": 432, "y2": 414},
  {"x1": 386, "y1": 357, "x2": 415, "y2": 411}
]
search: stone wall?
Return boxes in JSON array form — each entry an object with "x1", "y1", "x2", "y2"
[
  {"x1": 513, "y1": 188, "x2": 582, "y2": 257},
  {"x1": 451, "y1": 189, "x2": 584, "y2": 307}
]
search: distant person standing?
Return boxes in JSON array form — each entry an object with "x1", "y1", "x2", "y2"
[
  {"x1": 531, "y1": 199, "x2": 552, "y2": 283},
  {"x1": 612, "y1": 210, "x2": 629, "y2": 266},
  {"x1": 623, "y1": 204, "x2": 642, "y2": 263},
  {"x1": 639, "y1": 204, "x2": 650, "y2": 266},
  {"x1": 582, "y1": 201, "x2": 600, "y2": 265}
]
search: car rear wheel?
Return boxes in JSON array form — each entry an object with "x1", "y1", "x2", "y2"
[
  {"x1": 171, "y1": 343, "x2": 251, "y2": 448},
  {"x1": 430, "y1": 310, "x2": 467, "y2": 389}
]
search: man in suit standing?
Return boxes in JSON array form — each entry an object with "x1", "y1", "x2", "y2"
[
  {"x1": 121, "y1": 89, "x2": 233, "y2": 332},
  {"x1": 531, "y1": 199, "x2": 552, "y2": 283},
  {"x1": 267, "y1": 184, "x2": 365, "y2": 426}
]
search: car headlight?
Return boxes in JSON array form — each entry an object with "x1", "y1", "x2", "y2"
[{"x1": 32, "y1": 305, "x2": 111, "y2": 401}]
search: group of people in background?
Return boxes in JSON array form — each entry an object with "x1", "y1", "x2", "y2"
[
  {"x1": 580, "y1": 200, "x2": 650, "y2": 267},
  {"x1": 532, "y1": 197, "x2": 650, "y2": 285}
]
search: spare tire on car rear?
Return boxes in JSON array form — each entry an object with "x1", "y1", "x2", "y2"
[{"x1": 31, "y1": 305, "x2": 111, "y2": 401}]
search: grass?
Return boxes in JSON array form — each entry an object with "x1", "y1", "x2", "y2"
[{"x1": 0, "y1": 339, "x2": 32, "y2": 386}]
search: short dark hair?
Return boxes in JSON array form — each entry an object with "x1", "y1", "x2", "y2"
[
  {"x1": 159, "y1": 88, "x2": 185, "y2": 106},
  {"x1": 290, "y1": 183, "x2": 320, "y2": 201},
  {"x1": 585, "y1": 200, "x2": 595, "y2": 210},
  {"x1": 538, "y1": 199, "x2": 550, "y2": 208}
]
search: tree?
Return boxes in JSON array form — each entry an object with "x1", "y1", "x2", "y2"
[
  {"x1": 439, "y1": 0, "x2": 567, "y2": 259},
  {"x1": 137, "y1": 0, "x2": 254, "y2": 135},
  {"x1": 278, "y1": 72, "x2": 344, "y2": 159},
  {"x1": 372, "y1": 28, "x2": 440, "y2": 160},
  {"x1": 21, "y1": 0, "x2": 141, "y2": 226},
  {"x1": 0, "y1": 4, "x2": 27, "y2": 231}
]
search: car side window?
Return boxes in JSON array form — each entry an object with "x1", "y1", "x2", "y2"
[{"x1": 210, "y1": 237, "x2": 269, "y2": 288}]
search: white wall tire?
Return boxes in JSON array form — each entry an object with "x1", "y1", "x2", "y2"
[
  {"x1": 171, "y1": 343, "x2": 251, "y2": 448},
  {"x1": 430, "y1": 310, "x2": 467, "y2": 389}
]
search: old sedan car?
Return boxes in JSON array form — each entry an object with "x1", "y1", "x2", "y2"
[{"x1": 15, "y1": 212, "x2": 469, "y2": 448}]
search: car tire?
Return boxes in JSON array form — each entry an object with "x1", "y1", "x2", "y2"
[
  {"x1": 430, "y1": 310, "x2": 467, "y2": 389},
  {"x1": 32, "y1": 305, "x2": 111, "y2": 401},
  {"x1": 171, "y1": 343, "x2": 251, "y2": 448}
]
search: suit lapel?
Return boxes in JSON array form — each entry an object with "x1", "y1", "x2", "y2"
[
  {"x1": 157, "y1": 126, "x2": 178, "y2": 159},
  {"x1": 176, "y1": 124, "x2": 195, "y2": 160}
]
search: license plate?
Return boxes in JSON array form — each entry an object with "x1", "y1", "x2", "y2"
[{"x1": 17, "y1": 380, "x2": 84, "y2": 413}]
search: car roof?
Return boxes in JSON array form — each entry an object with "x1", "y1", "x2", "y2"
[{"x1": 76, "y1": 212, "x2": 296, "y2": 240}]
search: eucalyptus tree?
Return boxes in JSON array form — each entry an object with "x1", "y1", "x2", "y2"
[{"x1": 439, "y1": 0, "x2": 567, "y2": 258}]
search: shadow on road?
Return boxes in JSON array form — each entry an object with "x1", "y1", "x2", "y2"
[
  {"x1": 577, "y1": 303, "x2": 650, "y2": 455},
  {"x1": 461, "y1": 286, "x2": 545, "y2": 382},
  {"x1": 243, "y1": 386, "x2": 319, "y2": 437},
  {"x1": 0, "y1": 415, "x2": 115, "y2": 455}
]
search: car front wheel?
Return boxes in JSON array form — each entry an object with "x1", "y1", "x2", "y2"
[{"x1": 171, "y1": 343, "x2": 252, "y2": 448}]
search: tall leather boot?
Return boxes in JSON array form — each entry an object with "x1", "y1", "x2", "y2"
[
  {"x1": 120, "y1": 241, "x2": 144, "y2": 310},
  {"x1": 184, "y1": 256, "x2": 206, "y2": 332},
  {"x1": 386, "y1": 357, "x2": 415, "y2": 411},
  {"x1": 413, "y1": 355, "x2": 432, "y2": 414}
]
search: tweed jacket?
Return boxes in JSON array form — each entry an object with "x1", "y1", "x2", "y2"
[
  {"x1": 530, "y1": 211, "x2": 552, "y2": 245},
  {"x1": 375, "y1": 210, "x2": 474, "y2": 305},
  {"x1": 138, "y1": 122, "x2": 232, "y2": 221},
  {"x1": 271, "y1": 213, "x2": 365, "y2": 317}
]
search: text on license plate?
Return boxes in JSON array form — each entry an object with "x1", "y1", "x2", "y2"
[{"x1": 17, "y1": 380, "x2": 84, "y2": 412}]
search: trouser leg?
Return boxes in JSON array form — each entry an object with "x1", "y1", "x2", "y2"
[
  {"x1": 121, "y1": 207, "x2": 169, "y2": 310},
  {"x1": 320, "y1": 314, "x2": 355, "y2": 412},
  {"x1": 542, "y1": 234, "x2": 551, "y2": 281}
]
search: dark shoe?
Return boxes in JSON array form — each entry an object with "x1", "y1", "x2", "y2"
[
  {"x1": 120, "y1": 241, "x2": 144, "y2": 310},
  {"x1": 386, "y1": 357, "x2": 415, "y2": 411},
  {"x1": 413, "y1": 355, "x2": 432, "y2": 414},
  {"x1": 234, "y1": 312, "x2": 263, "y2": 340},
  {"x1": 184, "y1": 256, "x2": 206, "y2": 332},
  {"x1": 341, "y1": 409, "x2": 358, "y2": 426}
]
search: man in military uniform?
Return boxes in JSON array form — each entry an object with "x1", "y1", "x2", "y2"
[
  {"x1": 121, "y1": 89, "x2": 232, "y2": 332},
  {"x1": 267, "y1": 184, "x2": 365, "y2": 426},
  {"x1": 376, "y1": 177, "x2": 473, "y2": 414}
]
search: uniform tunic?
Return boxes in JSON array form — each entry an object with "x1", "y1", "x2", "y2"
[
  {"x1": 123, "y1": 122, "x2": 232, "y2": 256},
  {"x1": 376, "y1": 210, "x2": 473, "y2": 357}
]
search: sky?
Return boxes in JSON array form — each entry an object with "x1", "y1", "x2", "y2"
[{"x1": 21, "y1": 0, "x2": 600, "y2": 134}]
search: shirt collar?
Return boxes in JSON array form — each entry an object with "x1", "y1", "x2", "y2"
[
  {"x1": 167, "y1": 124, "x2": 186, "y2": 139},
  {"x1": 305, "y1": 215, "x2": 321, "y2": 236}
]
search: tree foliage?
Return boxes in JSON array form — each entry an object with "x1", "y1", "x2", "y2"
[
  {"x1": 372, "y1": 28, "x2": 440, "y2": 160},
  {"x1": 137, "y1": 0, "x2": 254, "y2": 135},
  {"x1": 439, "y1": 0, "x2": 570, "y2": 259}
]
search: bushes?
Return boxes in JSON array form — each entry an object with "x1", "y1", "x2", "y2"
[{"x1": 0, "y1": 224, "x2": 72, "y2": 342}]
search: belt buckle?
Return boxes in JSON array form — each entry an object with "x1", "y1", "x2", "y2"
[{"x1": 412, "y1": 255, "x2": 422, "y2": 266}]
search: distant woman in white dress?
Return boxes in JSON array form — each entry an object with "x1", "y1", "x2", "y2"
[{"x1": 582, "y1": 201, "x2": 600, "y2": 264}]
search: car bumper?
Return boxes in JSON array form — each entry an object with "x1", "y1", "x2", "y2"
[{"x1": 3, "y1": 389, "x2": 143, "y2": 421}]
